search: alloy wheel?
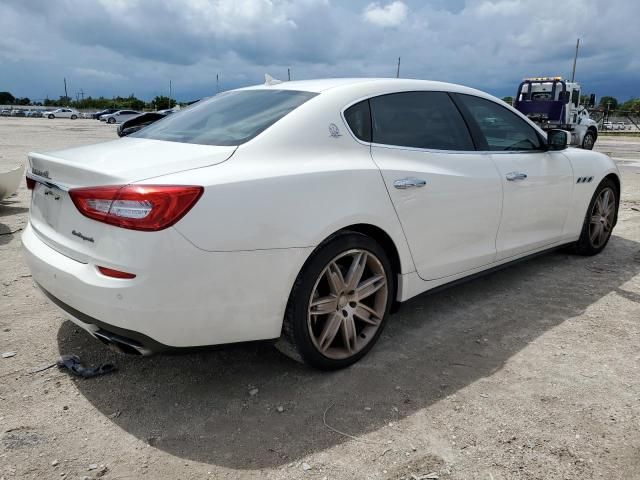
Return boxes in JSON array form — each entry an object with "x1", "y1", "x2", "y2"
[
  {"x1": 589, "y1": 186, "x2": 615, "y2": 248},
  {"x1": 307, "y1": 249, "x2": 388, "y2": 360}
]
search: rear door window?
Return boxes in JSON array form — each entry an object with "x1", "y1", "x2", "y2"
[{"x1": 369, "y1": 91, "x2": 475, "y2": 151}]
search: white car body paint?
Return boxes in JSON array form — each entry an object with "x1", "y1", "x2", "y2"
[{"x1": 22, "y1": 78, "x2": 620, "y2": 351}]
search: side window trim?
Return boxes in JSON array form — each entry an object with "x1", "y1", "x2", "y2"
[{"x1": 452, "y1": 93, "x2": 546, "y2": 153}]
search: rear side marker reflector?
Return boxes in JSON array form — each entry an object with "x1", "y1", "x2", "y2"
[
  {"x1": 69, "y1": 185, "x2": 203, "y2": 231},
  {"x1": 26, "y1": 176, "x2": 36, "y2": 190},
  {"x1": 97, "y1": 266, "x2": 136, "y2": 279}
]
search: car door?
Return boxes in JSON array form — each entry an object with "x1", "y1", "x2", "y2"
[
  {"x1": 362, "y1": 91, "x2": 503, "y2": 280},
  {"x1": 453, "y1": 93, "x2": 573, "y2": 260}
]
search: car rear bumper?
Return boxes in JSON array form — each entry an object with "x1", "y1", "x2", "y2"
[{"x1": 22, "y1": 222, "x2": 312, "y2": 350}]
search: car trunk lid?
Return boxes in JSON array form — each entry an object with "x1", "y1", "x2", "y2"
[{"x1": 27, "y1": 138, "x2": 236, "y2": 262}]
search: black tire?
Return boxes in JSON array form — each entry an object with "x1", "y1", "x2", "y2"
[
  {"x1": 582, "y1": 131, "x2": 596, "y2": 150},
  {"x1": 48, "y1": 114, "x2": 54, "y2": 119},
  {"x1": 71, "y1": 114, "x2": 77, "y2": 120},
  {"x1": 108, "y1": 117, "x2": 116, "y2": 124},
  {"x1": 277, "y1": 231, "x2": 394, "y2": 370},
  {"x1": 574, "y1": 177, "x2": 618, "y2": 256}
]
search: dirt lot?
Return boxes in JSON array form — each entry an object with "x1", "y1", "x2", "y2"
[{"x1": 1, "y1": 118, "x2": 639, "y2": 480}]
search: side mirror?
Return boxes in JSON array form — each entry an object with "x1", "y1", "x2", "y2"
[{"x1": 547, "y1": 129, "x2": 568, "y2": 151}]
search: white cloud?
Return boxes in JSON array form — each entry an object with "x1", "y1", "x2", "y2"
[
  {"x1": 73, "y1": 67, "x2": 127, "y2": 81},
  {"x1": 473, "y1": 0, "x2": 522, "y2": 17},
  {"x1": 363, "y1": 1, "x2": 408, "y2": 27}
]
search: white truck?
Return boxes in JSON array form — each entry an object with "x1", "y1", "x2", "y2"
[{"x1": 514, "y1": 77, "x2": 598, "y2": 149}]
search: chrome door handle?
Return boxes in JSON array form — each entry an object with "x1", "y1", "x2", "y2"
[
  {"x1": 505, "y1": 172, "x2": 528, "y2": 181},
  {"x1": 393, "y1": 178, "x2": 427, "y2": 189}
]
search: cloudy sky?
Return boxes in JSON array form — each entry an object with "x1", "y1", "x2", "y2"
[{"x1": 1, "y1": 0, "x2": 638, "y2": 102}]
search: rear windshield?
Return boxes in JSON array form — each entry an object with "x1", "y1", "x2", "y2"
[{"x1": 132, "y1": 89, "x2": 317, "y2": 146}]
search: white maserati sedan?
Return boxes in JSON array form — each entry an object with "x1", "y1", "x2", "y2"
[{"x1": 23, "y1": 78, "x2": 620, "y2": 369}]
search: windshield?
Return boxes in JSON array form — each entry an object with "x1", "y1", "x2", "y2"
[{"x1": 132, "y1": 89, "x2": 317, "y2": 146}]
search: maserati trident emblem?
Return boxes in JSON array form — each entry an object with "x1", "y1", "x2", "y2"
[
  {"x1": 328, "y1": 123, "x2": 341, "y2": 137},
  {"x1": 72, "y1": 230, "x2": 95, "y2": 243},
  {"x1": 32, "y1": 168, "x2": 50, "y2": 179}
]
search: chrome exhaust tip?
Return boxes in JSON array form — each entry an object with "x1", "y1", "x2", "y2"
[{"x1": 94, "y1": 330, "x2": 152, "y2": 356}]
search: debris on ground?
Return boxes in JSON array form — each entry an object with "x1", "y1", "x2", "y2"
[
  {"x1": 2, "y1": 351, "x2": 16, "y2": 358},
  {"x1": 248, "y1": 388, "x2": 259, "y2": 396},
  {"x1": 302, "y1": 462, "x2": 312, "y2": 471},
  {"x1": 56, "y1": 355, "x2": 116, "y2": 378},
  {"x1": 31, "y1": 362, "x2": 56, "y2": 374}
]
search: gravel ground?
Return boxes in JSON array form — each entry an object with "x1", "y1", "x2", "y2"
[{"x1": 1, "y1": 118, "x2": 639, "y2": 480}]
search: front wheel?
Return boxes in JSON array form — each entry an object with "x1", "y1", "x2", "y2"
[
  {"x1": 277, "y1": 232, "x2": 394, "y2": 370},
  {"x1": 574, "y1": 178, "x2": 618, "y2": 255},
  {"x1": 582, "y1": 131, "x2": 596, "y2": 150},
  {"x1": 71, "y1": 114, "x2": 77, "y2": 120}
]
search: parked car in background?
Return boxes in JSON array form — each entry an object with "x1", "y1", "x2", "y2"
[
  {"x1": 603, "y1": 121, "x2": 613, "y2": 130},
  {"x1": 93, "y1": 108, "x2": 119, "y2": 120},
  {"x1": 28, "y1": 110, "x2": 43, "y2": 118},
  {"x1": 43, "y1": 108, "x2": 79, "y2": 119},
  {"x1": 102, "y1": 110, "x2": 141, "y2": 124},
  {"x1": 117, "y1": 112, "x2": 168, "y2": 137},
  {"x1": 616, "y1": 122, "x2": 628, "y2": 130},
  {"x1": 12, "y1": 109, "x2": 26, "y2": 117},
  {"x1": 23, "y1": 78, "x2": 621, "y2": 369},
  {"x1": 0, "y1": 109, "x2": 11, "y2": 116}
]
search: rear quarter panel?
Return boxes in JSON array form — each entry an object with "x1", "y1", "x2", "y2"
[{"x1": 146, "y1": 90, "x2": 415, "y2": 275}]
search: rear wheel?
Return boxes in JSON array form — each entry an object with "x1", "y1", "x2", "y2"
[
  {"x1": 277, "y1": 232, "x2": 393, "y2": 370},
  {"x1": 108, "y1": 117, "x2": 116, "y2": 124},
  {"x1": 48, "y1": 114, "x2": 54, "y2": 119},
  {"x1": 574, "y1": 178, "x2": 617, "y2": 255},
  {"x1": 582, "y1": 131, "x2": 596, "y2": 150}
]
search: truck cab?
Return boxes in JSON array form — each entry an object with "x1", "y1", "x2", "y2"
[{"x1": 514, "y1": 77, "x2": 598, "y2": 149}]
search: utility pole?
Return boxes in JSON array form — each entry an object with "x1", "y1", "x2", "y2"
[
  {"x1": 79, "y1": 89, "x2": 84, "y2": 101},
  {"x1": 288, "y1": 68, "x2": 291, "y2": 81},
  {"x1": 63, "y1": 78, "x2": 68, "y2": 102},
  {"x1": 169, "y1": 80, "x2": 172, "y2": 105},
  {"x1": 396, "y1": 57, "x2": 401, "y2": 78},
  {"x1": 606, "y1": 101, "x2": 611, "y2": 123},
  {"x1": 216, "y1": 74, "x2": 219, "y2": 93},
  {"x1": 571, "y1": 38, "x2": 580, "y2": 82}
]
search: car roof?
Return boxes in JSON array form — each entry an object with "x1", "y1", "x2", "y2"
[{"x1": 239, "y1": 77, "x2": 490, "y2": 97}]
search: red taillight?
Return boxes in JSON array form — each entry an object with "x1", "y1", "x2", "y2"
[
  {"x1": 69, "y1": 185, "x2": 203, "y2": 231},
  {"x1": 97, "y1": 266, "x2": 136, "y2": 279},
  {"x1": 26, "y1": 176, "x2": 36, "y2": 190}
]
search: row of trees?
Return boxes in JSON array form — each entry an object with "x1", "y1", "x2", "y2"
[{"x1": 0, "y1": 91, "x2": 177, "y2": 110}]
